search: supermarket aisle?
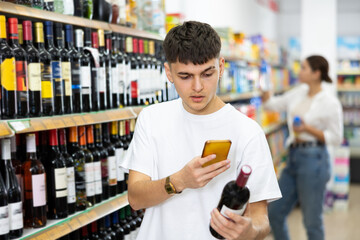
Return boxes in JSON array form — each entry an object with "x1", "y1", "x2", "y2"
[{"x1": 265, "y1": 184, "x2": 360, "y2": 240}]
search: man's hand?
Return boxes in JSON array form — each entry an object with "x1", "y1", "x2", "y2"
[
  {"x1": 293, "y1": 117, "x2": 308, "y2": 134},
  {"x1": 210, "y1": 205, "x2": 258, "y2": 240},
  {"x1": 172, "y1": 155, "x2": 230, "y2": 192}
]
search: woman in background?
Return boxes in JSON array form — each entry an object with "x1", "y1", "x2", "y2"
[{"x1": 262, "y1": 55, "x2": 343, "y2": 240}]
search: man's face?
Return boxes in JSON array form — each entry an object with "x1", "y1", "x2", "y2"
[{"x1": 164, "y1": 58, "x2": 225, "y2": 115}]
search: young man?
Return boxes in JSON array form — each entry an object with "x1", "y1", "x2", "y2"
[{"x1": 123, "y1": 21, "x2": 281, "y2": 240}]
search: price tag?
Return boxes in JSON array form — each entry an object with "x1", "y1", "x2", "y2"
[
  {"x1": 8, "y1": 121, "x2": 27, "y2": 132},
  {"x1": 62, "y1": 117, "x2": 76, "y2": 127},
  {"x1": 72, "y1": 116, "x2": 85, "y2": 125},
  {"x1": 42, "y1": 119, "x2": 56, "y2": 129},
  {"x1": 83, "y1": 115, "x2": 94, "y2": 124},
  {"x1": 68, "y1": 217, "x2": 81, "y2": 231}
]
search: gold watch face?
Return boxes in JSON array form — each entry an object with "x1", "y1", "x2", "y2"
[{"x1": 165, "y1": 184, "x2": 175, "y2": 194}]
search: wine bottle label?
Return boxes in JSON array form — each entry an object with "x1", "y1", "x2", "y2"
[
  {"x1": 98, "y1": 66, "x2": 106, "y2": 92},
  {"x1": 66, "y1": 167, "x2": 76, "y2": 204},
  {"x1": 0, "y1": 205, "x2": 9, "y2": 235},
  {"x1": 62, "y1": 61, "x2": 72, "y2": 96},
  {"x1": 126, "y1": 63, "x2": 131, "y2": 96},
  {"x1": 31, "y1": 173, "x2": 46, "y2": 207},
  {"x1": 85, "y1": 162, "x2": 95, "y2": 197},
  {"x1": 116, "y1": 148, "x2": 125, "y2": 181},
  {"x1": 93, "y1": 161, "x2": 103, "y2": 195},
  {"x1": 52, "y1": 61, "x2": 63, "y2": 97},
  {"x1": 16, "y1": 61, "x2": 28, "y2": 96},
  {"x1": 108, "y1": 156, "x2": 117, "y2": 185},
  {"x1": 112, "y1": 66, "x2": 119, "y2": 94},
  {"x1": 118, "y1": 63, "x2": 125, "y2": 94},
  {"x1": 41, "y1": 62, "x2": 54, "y2": 99},
  {"x1": 55, "y1": 167, "x2": 68, "y2": 198},
  {"x1": 28, "y1": 62, "x2": 42, "y2": 91},
  {"x1": 220, "y1": 203, "x2": 248, "y2": 219},
  {"x1": 71, "y1": 61, "x2": 81, "y2": 94},
  {"x1": 81, "y1": 65, "x2": 91, "y2": 95},
  {"x1": 8, "y1": 201, "x2": 23, "y2": 230},
  {"x1": 1, "y1": 57, "x2": 16, "y2": 91}
]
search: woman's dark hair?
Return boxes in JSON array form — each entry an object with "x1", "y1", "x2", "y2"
[
  {"x1": 306, "y1": 55, "x2": 332, "y2": 83},
  {"x1": 163, "y1": 21, "x2": 221, "y2": 65}
]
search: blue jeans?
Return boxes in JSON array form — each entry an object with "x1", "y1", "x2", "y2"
[{"x1": 268, "y1": 146, "x2": 331, "y2": 240}]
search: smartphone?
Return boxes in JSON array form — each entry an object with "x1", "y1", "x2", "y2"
[{"x1": 201, "y1": 140, "x2": 232, "y2": 167}]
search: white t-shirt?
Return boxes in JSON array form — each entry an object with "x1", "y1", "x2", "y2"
[{"x1": 122, "y1": 98, "x2": 282, "y2": 240}]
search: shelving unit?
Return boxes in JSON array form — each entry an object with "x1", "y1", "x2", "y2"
[
  {"x1": 18, "y1": 193, "x2": 128, "y2": 240},
  {"x1": 337, "y1": 71, "x2": 360, "y2": 76},
  {"x1": 263, "y1": 120, "x2": 287, "y2": 136},
  {"x1": 218, "y1": 91, "x2": 261, "y2": 102},
  {"x1": 337, "y1": 87, "x2": 360, "y2": 92}
]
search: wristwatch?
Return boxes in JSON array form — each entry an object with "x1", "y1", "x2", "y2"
[{"x1": 165, "y1": 176, "x2": 181, "y2": 195}]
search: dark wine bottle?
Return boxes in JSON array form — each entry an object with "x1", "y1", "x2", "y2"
[
  {"x1": 88, "y1": 31, "x2": 100, "y2": 112},
  {"x1": 43, "y1": 0, "x2": 55, "y2": 11},
  {"x1": 44, "y1": 21, "x2": 64, "y2": 115},
  {"x1": 115, "y1": 34, "x2": 125, "y2": 108},
  {"x1": 22, "y1": 133, "x2": 47, "y2": 228},
  {"x1": 104, "y1": 32, "x2": 113, "y2": 109},
  {"x1": 58, "y1": 129, "x2": 76, "y2": 214},
  {"x1": 54, "y1": 23, "x2": 73, "y2": 114},
  {"x1": 131, "y1": 208, "x2": 142, "y2": 236},
  {"x1": 86, "y1": 125, "x2": 102, "y2": 204},
  {"x1": 110, "y1": 121, "x2": 125, "y2": 194},
  {"x1": 210, "y1": 165, "x2": 252, "y2": 239},
  {"x1": 67, "y1": 127, "x2": 87, "y2": 211},
  {"x1": 8, "y1": 18, "x2": 29, "y2": 119},
  {"x1": 0, "y1": 168, "x2": 9, "y2": 240},
  {"x1": 97, "y1": 29, "x2": 107, "y2": 110},
  {"x1": 118, "y1": 121, "x2": 127, "y2": 192},
  {"x1": 34, "y1": 22, "x2": 54, "y2": 116},
  {"x1": 119, "y1": 208, "x2": 131, "y2": 240},
  {"x1": 94, "y1": 124, "x2": 109, "y2": 200},
  {"x1": 75, "y1": 29, "x2": 92, "y2": 112},
  {"x1": 16, "y1": 0, "x2": 31, "y2": 7},
  {"x1": 98, "y1": 217, "x2": 112, "y2": 240},
  {"x1": 44, "y1": 130, "x2": 68, "y2": 219},
  {"x1": 83, "y1": 0, "x2": 94, "y2": 19},
  {"x1": 122, "y1": 35, "x2": 130, "y2": 107},
  {"x1": 74, "y1": 0, "x2": 84, "y2": 17},
  {"x1": 125, "y1": 206, "x2": 137, "y2": 239},
  {"x1": 0, "y1": 16, "x2": 17, "y2": 120},
  {"x1": 0, "y1": 139, "x2": 23, "y2": 238},
  {"x1": 126, "y1": 36, "x2": 138, "y2": 106},
  {"x1": 89, "y1": 221, "x2": 100, "y2": 240},
  {"x1": 32, "y1": 0, "x2": 44, "y2": 9},
  {"x1": 10, "y1": 136, "x2": 22, "y2": 203},
  {"x1": 65, "y1": 25, "x2": 82, "y2": 113},
  {"x1": 111, "y1": 211, "x2": 124, "y2": 240},
  {"x1": 78, "y1": 126, "x2": 95, "y2": 206},
  {"x1": 102, "y1": 123, "x2": 117, "y2": 197},
  {"x1": 22, "y1": 20, "x2": 42, "y2": 117},
  {"x1": 105, "y1": 215, "x2": 116, "y2": 240},
  {"x1": 151, "y1": 40, "x2": 162, "y2": 103},
  {"x1": 81, "y1": 225, "x2": 90, "y2": 240},
  {"x1": 110, "y1": 33, "x2": 119, "y2": 109},
  {"x1": 158, "y1": 42, "x2": 169, "y2": 102},
  {"x1": 137, "y1": 38, "x2": 146, "y2": 105}
]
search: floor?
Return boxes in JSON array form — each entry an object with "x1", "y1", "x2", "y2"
[{"x1": 265, "y1": 184, "x2": 360, "y2": 240}]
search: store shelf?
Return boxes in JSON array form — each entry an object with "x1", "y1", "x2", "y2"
[
  {"x1": 263, "y1": 120, "x2": 287, "y2": 135},
  {"x1": 0, "y1": 121, "x2": 15, "y2": 138},
  {"x1": 0, "y1": 2, "x2": 162, "y2": 40},
  {"x1": 219, "y1": 91, "x2": 261, "y2": 102},
  {"x1": 223, "y1": 56, "x2": 260, "y2": 66},
  {"x1": 7, "y1": 108, "x2": 137, "y2": 134},
  {"x1": 337, "y1": 71, "x2": 360, "y2": 76},
  {"x1": 18, "y1": 193, "x2": 128, "y2": 240},
  {"x1": 337, "y1": 87, "x2": 360, "y2": 92}
]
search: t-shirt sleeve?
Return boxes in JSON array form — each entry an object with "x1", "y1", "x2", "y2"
[
  {"x1": 237, "y1": 131, "x2": 282, "y2": 203},
  {"x1": 121, "y1": 110, "x2": 154, "y2": 178}
]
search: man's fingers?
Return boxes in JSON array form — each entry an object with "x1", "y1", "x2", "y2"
[
  {"x1": 197, "y1": 154, "x2": 216, "y2": 166},
  {"x1": 210, "y1": 210, "x2": 235, "y2": 240},
  {"x1": 203, "y1": 163, "x2": 230, "y2": 181},
  {"x1": 203, "y1": 159, "x2": 230, "y2": 173},
  {"x1": 210, "y1": 209, "x2": 238, "y2": 239}
]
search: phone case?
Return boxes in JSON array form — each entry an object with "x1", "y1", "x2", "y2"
[{"x1": 201, "y1": 140, "x2": 232, "y2": 167}]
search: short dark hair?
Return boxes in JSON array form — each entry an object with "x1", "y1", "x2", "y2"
[
  {"x1": 163, "y1": 21, "x2": 221, "y2": 65},
  {"x1": 306, "y1": 55, "x2": 332, "y2": 83}
]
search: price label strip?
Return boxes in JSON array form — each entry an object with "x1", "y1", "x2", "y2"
[
  {"x1": 82, "y1": 115, "x2": 95, "y2": 124},
  {"x1": 72, "y1": 116, "x2": 85, "y2": 126},
  {"x1": 62, "y1": 117, "x2": 76, "y2": 127}
]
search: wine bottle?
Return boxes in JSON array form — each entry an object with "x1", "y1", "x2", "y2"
[
  {"x1": 105, "y1": 32, "x2": 114, "y2": 109},
  {"x1": 124, "y1": 36, "x2": 132, "y2": 106},
  {"x1": 110, "y1": 121, "x2": 125, "y2": 194},
  {"x1": 74, "y1": 0, "x2": 83, "y2": 17},
  {"x1": 86, "y1": 125, "x2": 102, "y2": 204},
  {"x1": 125, "y1": 205, "x2": 137, "y2": 239},
  {"x1": 131, "y1": 208, "x2": 142, "y2": 236},
  {"x1": 22, "y1": 20, "x2": 42, "y2": 118},
  {"x1": 120, "y1": 35, "x2": 129, "y2": 107},
  {"x1": 126, "y1": 36, "x2": 138, "y2": 106},
  {"x1": 120, "y1": 208, "x2": 131, "y2": 240},
  {"x1": 0, "y1": 139, "x2": 23, "y2": 238},
  {"x1": 0, "y1": 16, "x2": 17, "y2": 120},
  {"x1": 22, "y1": 133, "x2": 47, "y2": 228},
  {"x1": 88, "y1": 31, "x2": 100, "y2": 112},
  {"x1": 34, "y1": 22, "x2": 54, "y2": 116},
  {"x1": 75, "y1": 29, "x2": 91, "y2": 112},
  {"x1": 58, "y1": 129, "x2": 76, "y2": 214},
  {"x1": 115, "y1": 34, "x2": 125, "y2": 108},
  {"x1": 8, "y1": 18, "x2": 29, "y2": 119},
  {"x1": 94, "y1": 124, "x2": 109, "y2": 200},
  {"x1": 39, "y1": 131, "x2": 48, "y2": 163},
  {"x1": 137, "y1": 38, "x2": 146, "y2": 105},
  {"x1": 67, "y1": 127, "x2": 87, "y2": 211},
  {"x1": 65, "y1": 25, "x2": 82, "y2": 113},
  {"x1": 10, "y1": 136, "x2": 22, "y2": 203},
  {"x1": 89, "y1": 221, "x2": 100, "y2": 240},
  {"x1": 81, "y1": 225, "x2": 90, "y2": 240},
  {"x1": 43, "y1": 0, "x2": 55, "y2": 11},
  {"x1": 105, "y1": 215, "x2": 116, "y2": 240},
  {"x1": 54, "y1": 23, "x2": 73, "y2": 114},
  {"x1": 44, "y1": 129, "x2": 68, "y2": 219},
  {"x1": 158, "y1": 42, "x2": 169, "y2": 102},
  {"x1": 17, "y1": 0, "x2": 31, "y2": 7},
  {"x1": 44, "y1": 21, "x2": 64, "y2": 115},
  {"x1": 78, "y1": 126, "x2": 95, "y2": 206},
  {"x1": 63, "y1": 0, "x2": 75, "y2": 15},
  {"x1": 97, "y1": 29, "x2": 107, "y2": 110},
  {"x1": 110, "y1": 33, "x2": 119, "y2": 109},
  {"x1": 0, "y1": 170, "x2": 9, "y2": 240},
  {"x1": 69, "y1": 229, "x2": 81, "y2": 240},
  {"x1": 102, "y1": 123, "x2": 117, "y2": 197},
  {"x1": 54, "y1": 0, "x2": 64, "y2": 14},
  {"x1": 83, "y1": 0, "x2": 94, "y2": 19},
  {"x1": 142, "y1": 39, "x2": 152, "y2": 105},
  {"x1": 111, "y1": 211, "x2": 124, "y2": 240},
  {"x1": 151, "y1": 40, "x2": 162, "y2": 103},
  {"x1": 210, "y1": 165, "x2": 252, "y2": 239},
  {"x1": 118, "y1": 121, "x2": 127, "y2": 192},
  {"x1": 32, "y1": 0, "x2": 44, "y2": 9},
  {"x1": 98, "y1": 217, "x2": 112, "y2": 240}
]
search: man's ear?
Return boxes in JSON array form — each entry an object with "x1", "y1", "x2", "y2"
[
  {"x1": 219, "y1": 57, "x2": 225, "y2": 78},
  {"x1": 164, "y1": 62, "x2": 174, "y2": 83}
]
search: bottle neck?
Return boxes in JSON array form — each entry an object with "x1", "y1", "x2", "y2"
[
  {"x1": 236, "y1": 165, "x2": 252, "y2": 187},
  {"x1": 45, "y1": 37, "x2": 56, "y2": 49},
  {"x1": 65, "y1": 40, "x2": 74, "y2": 50},
  {"x1": 78, "y1": 127, "x2": 87, "y2": 147},
  {"x1": 1, "y1": 139, "x2": 11, "y2": 160}
]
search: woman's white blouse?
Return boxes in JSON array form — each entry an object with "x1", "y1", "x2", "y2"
[{"x1": 263, "y1": 84, "x2": 343, "y2": 146}]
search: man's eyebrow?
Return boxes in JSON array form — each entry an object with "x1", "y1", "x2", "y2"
[{"x1": 177, "y1": 66, "x2": 216, "y2": 75}]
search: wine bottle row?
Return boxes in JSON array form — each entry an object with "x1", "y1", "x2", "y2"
[
  {"x1": 0, "y1": 119, "x2": 136, "y2": 239},
  {"x1": 59, "y1": 206, "x2": 143, "y2": 240},
  {"x1": 0, "y1": 15, "x2": 177, "y2": 120}
]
